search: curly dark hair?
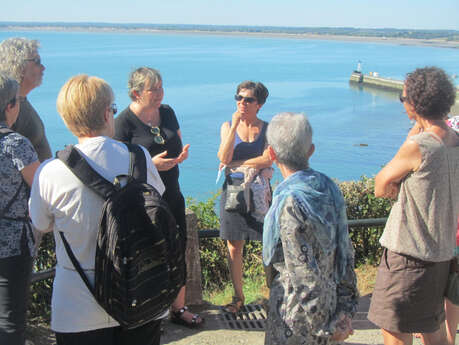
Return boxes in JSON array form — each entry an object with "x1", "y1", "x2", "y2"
[
  {"x1": 405, "y1": 66, "x2": 456, "y2": 120},
  {"x1": 236, "y1": 80, "x2": 269, "y2": 105}
]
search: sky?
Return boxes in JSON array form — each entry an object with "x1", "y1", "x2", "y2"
[{"x1": 1, "y1": 0, "x2": 458, "y2": 31}]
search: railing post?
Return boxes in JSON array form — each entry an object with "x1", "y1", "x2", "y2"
[{"x1": 184, "y1": 209, "x2": 203, "y2": 305}]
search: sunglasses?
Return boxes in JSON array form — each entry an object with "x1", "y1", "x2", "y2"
[
  {"x1": 110, "y1": 103, "x2": 117, "y2": 115},
  {"x1": 150, "y1": 126, "x2": 165, "y2": 145},
  {"x1": 399, "y1": 94, "x2": 407, "y2": 103},
  {"x1": 234, "y1": 94, "x2": 256, "y2": 104},
  {"x1": 25, "y1": 56, "x2": 41, "y2": 65}
]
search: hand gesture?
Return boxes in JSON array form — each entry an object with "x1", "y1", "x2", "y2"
[
  {"x1": 231, "y1": 111, "x2": 242, "y2": 128},
  {"x1": 177, "y1": 144, "x2": 190, "y2": 164},
  {"x1": 331, "y1": 316, "x2": 354, "y2": 342},
  {"x1": 152, "y1": 150, "x2": 178, "y2": 171}
]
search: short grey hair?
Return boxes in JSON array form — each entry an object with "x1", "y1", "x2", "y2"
[
  {"x1": 0, "y1": 72, "x2": 19, "y2": 122},
  {"x1": 267, "y1": 112, "x2": 313, "y2": 171},
  {"x1": 0, "y1": 37, "x2": 40, "y2": 83},
  {"x1": 127, "y1": 67, "x2": 162, "y2": 100}
]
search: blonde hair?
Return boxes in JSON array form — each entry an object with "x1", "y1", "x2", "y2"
[{"x1": 57, "y1": 75, "x2": 113, "y2": 137}]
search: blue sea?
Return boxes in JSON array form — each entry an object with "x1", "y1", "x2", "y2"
[{"x1": 1, "y1": 30, "x2": 458, "y2": 200}]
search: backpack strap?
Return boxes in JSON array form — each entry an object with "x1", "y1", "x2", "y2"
[
  {"x1": 125, "y1": 143, "x2": 147, "y2": 183},
  {"x1": 57, "y1": 143, "x2": 147, "y2": 199},
  {"x1": 59, "y1": 231, "x2": 95, "y2": 295},
  {"x1": 57, "y1": 145, "x2": 116, "y2": 200}
]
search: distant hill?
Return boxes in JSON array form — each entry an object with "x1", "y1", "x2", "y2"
[{"x1": 1, "y1": 22, "x2": 458, "y2": 41}]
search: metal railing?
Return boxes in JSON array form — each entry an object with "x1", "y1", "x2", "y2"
[{"x1": 30, "y1": 217, "x2": 387, "y2": 284}]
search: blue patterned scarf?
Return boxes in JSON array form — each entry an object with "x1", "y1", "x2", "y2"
[{"x1": 263, "y1": 169, "x2": 351, "y2": 280}]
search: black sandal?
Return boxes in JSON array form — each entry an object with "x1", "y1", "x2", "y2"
[{"x1": 170, "y1": 306, "x2": 204, "y2": 328}]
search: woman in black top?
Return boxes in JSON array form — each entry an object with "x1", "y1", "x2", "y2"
[{"x1": 114, "y1": 67, "x2": 202, "y2": 328}]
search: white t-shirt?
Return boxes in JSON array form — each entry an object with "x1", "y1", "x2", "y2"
[{"x1": 29, "y1": 136, "x2": 166, "y2": 333}]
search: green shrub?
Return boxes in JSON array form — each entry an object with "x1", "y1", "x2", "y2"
[
  {"x1": 28, "y1": 233, "x2": 55, "y2": 322},
  {"x1": 187, "y1": 194, "x2": 264, "y2": 292},
  {"x1": 30, "y1": 177, "x2": 393, "y2": 321},
  {"x1": 338, "y1": 176, "x2": 394, "y2": 265}
]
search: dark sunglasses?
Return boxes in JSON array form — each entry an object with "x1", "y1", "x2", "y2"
[
  {"x1": 110, "y1": 103, "x2": 117, "y2": 115},
  {"x1": 25, "y1": 56, "x2": 41, "y2": 65},
  {"x1": 399, "y1": 94, "x2": 407, "y2": 103},
  {"x1": 150, "y1": 126, "x2": 165, "y2": 145},
  {"x1": 234, "y1": 94, "x2": 256, "y2": 104}
]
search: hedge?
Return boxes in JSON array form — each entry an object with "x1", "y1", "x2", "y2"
[{"x1": 28, "y1": 176, "x2": 393, "y2": 320}]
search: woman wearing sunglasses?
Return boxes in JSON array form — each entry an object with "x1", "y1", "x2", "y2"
[
  {"x1": 368, "y1": 67, "x2": 459, "y2": 345},
  {"x1": 217, "y1": 81, "x2": 273, "y2": 313},
  {"x1": 0, "y1": 73, "x2": 40, "y2": 344},
  {"x1": 0, "y1": 37, "x2": 51, "y2": 162},
  {"x1": 114, "y1": 67, "x2": 200, "y2": 328}
]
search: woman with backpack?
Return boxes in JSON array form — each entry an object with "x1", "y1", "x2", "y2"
[
  {"x1": 29, "y1": 75, "x2": 166, "y2": 345},
  {"x1": 0, "y1": 73, "x2": 40, "y2": 345}
]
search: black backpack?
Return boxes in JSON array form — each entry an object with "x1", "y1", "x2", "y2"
[{"x1": 57, "y1": 143, "x2": 186, "y2": 329}]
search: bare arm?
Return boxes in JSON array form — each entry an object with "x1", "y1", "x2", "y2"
[
  {"x1": 21, "y1": 160, "x2": 40, "y2": 187},
  {"x1": 374, "y1": 138, "x2": 421, "y2": 198},
  {"x1": 225, "y1": 146, "x2": 273, "y2": 170},
  {"x1": 217, "y1": 112, "x2": 241, "y2": 165},
  {"x1": 176, "y1": 129, "x2": 190, "y2": 164}
]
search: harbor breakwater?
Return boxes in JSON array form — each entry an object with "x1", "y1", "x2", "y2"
[{"x1": 349, "y1": 71, "x2": 459, "y2": 115}]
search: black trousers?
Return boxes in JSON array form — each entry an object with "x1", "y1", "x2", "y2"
[
  {"x1": 55, "y1": 319, "x2": 162, "y2": 345},
  {"x1": 0, "y1": 252, "x2": 33, "y2": 345}
]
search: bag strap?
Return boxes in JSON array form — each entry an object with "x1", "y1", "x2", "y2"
[
  {"x1": 0, "y1": 127, "x2": 14, "y2": 139},
  {"x1": 0, "y1": 180, "x2": 24, "y2": 219},
  {"x1": 57, "y1": 143, "x2": 147, "y2": 199},
  {"x1": 59, "y1": 231, "x2": 95, "y2": 295},
  {"x1": 56, "y1": 142, "x2": 148, "y2": 304},
  {"x1": 0, "y1": 128, "x2": 28, "y2": 220},
  {"x1": 126, "y1": 143, "x2": 147, "y2": 183}
]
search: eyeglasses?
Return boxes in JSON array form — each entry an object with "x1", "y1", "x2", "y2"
[
  {"x1": 110, "y1": 103, "x2": 117, "y2": 115},
  {"x1": 25, "y1": 56, "x2": 41, "y2": 65},
  {"x1": 146, "y1": 86, "x2": 163, "y2": 94},
  {"x1": 399, "y1": 94, "x2": 407, "y2": 103},
  {"x1": 150, "y1": 126, "x2": 165, "y2": 145},
  {"x1": 234, "y1": 94, "x2": 256, "y2": 104}
]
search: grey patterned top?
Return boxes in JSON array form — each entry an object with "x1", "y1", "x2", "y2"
[
  {"x1": 0, "y1": 124, "x2": 38, "y2": 258},
  {"x1": 264, "y1": 171, "x2": 358, "y2": 345},
  {"x1": 380, "y1": 132, "x2": 459, "y2": 261}
]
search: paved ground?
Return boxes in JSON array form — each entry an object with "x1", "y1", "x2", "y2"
[
  {"x1": 28, "y1": 294, "x2": 457, "y2": 345},
  {"x1": 160, "y1": 295, "x2": 456, "y2": 345}
]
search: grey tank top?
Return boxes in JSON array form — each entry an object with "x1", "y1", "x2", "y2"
[{"x1": 380, "y1": 132, "x2": 459, "y2": 262}]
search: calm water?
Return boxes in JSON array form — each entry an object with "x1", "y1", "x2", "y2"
[{"x1": 1, "y1": 30, "x2": 458, "y2": 200}]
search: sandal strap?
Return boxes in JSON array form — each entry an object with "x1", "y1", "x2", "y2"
[{"x1": 173, "y1": 305, "x2": 189, "y2": 316}]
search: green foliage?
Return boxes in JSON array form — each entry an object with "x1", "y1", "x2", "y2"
[
  {"x1": 188, "y1": 176, "x2": 394, "y2": 294},
  {"x1": 28, "y1": 233, "x2": 56, "y2": 322},
  {"x1": 30, "y1": 177, "x2": 393, "y2": 321},
  {"x1": 186, "y1": 194, "x2": 264, "y2": 292},
  {"x1": 338, "y1": 176, "x2": 394, "y2": 265}
]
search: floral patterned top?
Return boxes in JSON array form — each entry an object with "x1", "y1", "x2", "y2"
[
  {"x1": 0, "y1": 123, "x2": 38, "y2": 258},
  {"x1": 264, "y1": 169, "x2": 358, "y2": 345}
]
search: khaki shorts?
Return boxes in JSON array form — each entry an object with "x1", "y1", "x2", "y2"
[{"x1": 368, "y1": 248, "x2": 450, "y2": 333}]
